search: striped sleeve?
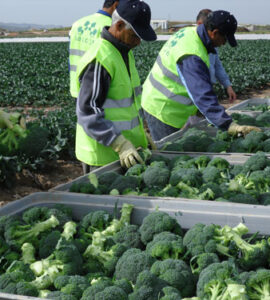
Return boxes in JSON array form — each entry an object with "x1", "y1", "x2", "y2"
[{"x1": 76, "y1": 60, "x2": 120, "y2": 146}]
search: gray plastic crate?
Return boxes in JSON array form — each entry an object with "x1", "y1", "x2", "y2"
[
  {"x1": 1, "y1": 191, "x2": 270, "y2": 235},
  {"x1": 226, "y1": 98, "x2": 270, "y2": 116},
  {"x1": 1, "y1": 191, "x2": 270, "y2": 300},
  {"x1": 51, "y1": 151, "x2": 253, "y2": 193}
]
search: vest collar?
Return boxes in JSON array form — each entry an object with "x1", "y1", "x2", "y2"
[
  {"x1": 197, "y1": 24, "x2": 216, "y2": 54},
  {"x1": 97, "y1": 9, "x2": 111, "y2": 18},
  {"x1": 101, "y1": 27, "x2": 131, "y2": 54}
]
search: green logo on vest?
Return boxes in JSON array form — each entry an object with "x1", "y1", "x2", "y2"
[
  {"x1": 77, "y1": 21, "x2": 98, "y2": 36},
  {"x1": 170, "y1": 29, "x2": 185, "y2": 47}
]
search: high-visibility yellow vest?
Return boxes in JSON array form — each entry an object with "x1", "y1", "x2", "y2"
[
  {"x1": 69, "y1": 13, "x2": 112, "y2": 98},
  {"x1": 75, "y1": 39, "x2": 147, "y2": 166},
  {"x1": 142, "y1": 26, "x2": 210, "y2": 129}
]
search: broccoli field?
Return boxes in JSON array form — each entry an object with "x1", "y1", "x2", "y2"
[
  {"x1": 0, "y1": 201, "x2": 270, "y2": 299},
  {"x1": 1, "y1": 39, "x2": 270, "y2": 197}
]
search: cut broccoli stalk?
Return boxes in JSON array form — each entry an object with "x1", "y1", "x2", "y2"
[{"x1": 5, "y1": 215, "x2": 60, "y2": 249}]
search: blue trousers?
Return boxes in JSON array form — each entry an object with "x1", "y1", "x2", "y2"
[{"x1": 144, "y1": 110, "x2": 179, "y2": 142}]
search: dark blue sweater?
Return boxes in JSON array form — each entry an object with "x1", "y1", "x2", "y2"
[{"x1": 177, "y1": 24, "x2": 232, "y2": 130}]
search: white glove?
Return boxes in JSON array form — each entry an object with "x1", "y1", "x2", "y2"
[{"x1": 111, "y1": 135, "x2": 144, "y2": 168}]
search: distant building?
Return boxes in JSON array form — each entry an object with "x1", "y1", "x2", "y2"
[{"x1": 151, "y1": 19, "x2": 168, "y2": 30}]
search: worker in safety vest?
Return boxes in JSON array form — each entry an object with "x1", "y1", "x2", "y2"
[
  {"x1": 75, "y1": 0, "x2": 156, "y2": 174},
  {"x1": 69, "y1": 0, "x2": 119, "y2": 99},
  {"x1": 141, "y1": 10, "x2": 261, "y2": 142},
  {"x1": 197, "y1": 9, "x2": 237, "y2": 103}
]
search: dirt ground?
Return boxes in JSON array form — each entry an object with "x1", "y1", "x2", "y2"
[{"x1": 1, "y1": 86, "x2": 270, "y2": 206}]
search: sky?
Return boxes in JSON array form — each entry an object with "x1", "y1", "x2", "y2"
[{"x1": 1, "y1": 0, "x2": 269, "y2": 27}]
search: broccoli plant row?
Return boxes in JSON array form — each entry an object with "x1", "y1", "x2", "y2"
[
  {"x1": 70, "y1": 151, "x2": 270, "y2": 205},
  {"x1": 1, "y1": 203, "x2": 270, "y2": 299}
]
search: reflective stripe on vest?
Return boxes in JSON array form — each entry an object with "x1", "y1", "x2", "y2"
[
  {"x1": 148, "y1": 72, "x2": 193, "y2": 106},
  {"x1": 112, "y1": 116, "x2": 140, "y2": 132}
]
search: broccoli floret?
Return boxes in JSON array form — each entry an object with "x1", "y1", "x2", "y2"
[
  {"x1": 198, "y1": 183, "x2": 223, "y2": 200},
  {"x1": 30, "y1": 239, "x2": 83, "y2": 289},
  {"x1": 150, "y1": 259, "x2": 195, "y2": 297},
  {"x1": 216, "y1": 130, "x2": 231, "y2": 142},
  {"x1": 139, "y1": 211, "x2": 183, "y2": 245},
  {"x1": 109, "y1": 175, "x2": 140, "y2": 194},
  {"x1": 229, "y1": 137, "x2": 246, "y2": 153},
  {"x1": 5, "y1": 215, "x2": 59, "y2": 250},
  {"x1": 159, "y1": 184, "x2": 180, "y2": 197},
  {"x1": 81, "y1": 277, "x2": 113, "y2": 300},
  {"x1": 15, "y1": 281, "x2": 39, "y2": 297},
  {"x1": 6, "y1": 260, "x2": 35, "y2": 282},
  {"x1": 80, "y1": 210, "x2": 112, "y2": 233},
  {"x1": 169, "y1": 167, "x2": 202, "y2": 188},
  {"x1": 169, "y1": 155, "x2": 192, "y2": 170},
  {"x1": 207, "y1": 157, "x2": 230, "y2": 170},
  {"x1": 221, "y1": 223, "x2": 270, "y2": 270},
  {"x1": 128, "y1": 270, "x2": 169, "y2": 300},
  {"x1": 255, "y1": 111, "x2": 270, "y2": 126},
  {"x1": 125, "y1": 164, "x2": 146, "y2": 177},
  {"x1": 242, "y1": 152, "x2": 270, "y2": 174},
  {"x1": 159, "y1": 286, "x2": 182, "y2": 300},
  {"x1": 230, "y1": 164, "x2": 244, "y2": 177},
  {"x1": 202, "y1": 166, "x2": 226, "y2": 184},
  {"x1": 114, "y1": 278, "x2": 133, "y2": 295},
  {"x1": 98, "y1": 171, "x2": 121, "y2": 186},
  {"x1": 190, "y1": 252, "x2": 220, "y2": 276},
  {"x1": 183, "y1": 223, "x2": 231, "y2": 257},
  {"x1": 61, "y1": 282, "x2": 89, "y2": 299},
  {"x1": 195, "y1": 136, "x2": 215, "y2": 152},
  {"x1": 45, "y1": 206, "x2": 72, "y2": 227},
  {"x1": 95, "y1": 286, "x2": 128, "y2": 300},
  {"x1": 164, "y1": 142, "x2": 184, "y2": 152},
  {"x1": 245, "y1": 170, "x2": 270, "y2": 193},
  {"x1": 39, "y1": 230, "x2": 61, "y2": 258},
  {"x1": 232, "y1": 113, "x2": 256, "y2": 126},
  {"x1": 258, "y1": 192, "x2": 270, "y2": 205},
  {"x1": 143, "y1": 161, "x2": 170, "y2": 188},
  {"x1": 243, "y1": 268, "x2": 270, "y2": 299},
  {"x1": 149, "y1": 154, "x2": 170, "y2": 165},
  {"x1": 113, "y1": 224, "x2": 143, "y2": 249},
  {"x1": 196, "y1": 260, "x2": 240, "y2": 299},
  {"x1": 146, "y1": 231, "x2": 185, "y2": 260},
  {"x1": 46, "y1": 291, "x2": 77, "y2": 300},
  {"x1": 228, "y1": 193, "x2": 259, "y2": 205},
  {"x1": 114, "y1": 248, "x2": 156, "y2": 283},
  {"x1": 207, "y1": 140, "x2": 229, "y2": 152},
  {"x1": 22, "y1": 206, "x2": 49, "y2": 224},
  {"x1": 194, "y1": 155, "x2": 211, "y2": 170},
  {"x1": 21, "y1": 243, "x2": 35, "y2": 264},
  {"x1": 241, "y1": 131, "x2": 266, "y2": 152}
]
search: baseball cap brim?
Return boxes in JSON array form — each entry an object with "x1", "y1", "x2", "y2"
[
  {"x1": 133, "y1": 24, "x2": 157, "y2": 41},
  {"x1": 227, "y1": 33, "x2": 237, "y2": 47}
]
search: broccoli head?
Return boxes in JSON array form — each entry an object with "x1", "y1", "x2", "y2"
[
  {"x1": 150, "y1": 258, "x2": 195, "y2": 297},
  {"x1": 139, "y1": 211, "x2": 183, "y2": 245},
  {"x1": 146, "y1": 231, "x2": 185, "y2": 260},
  {"x1": 143, "y1": 161, "x2": 170, "y2": 188}
]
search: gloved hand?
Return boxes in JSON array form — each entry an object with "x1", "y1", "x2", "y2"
[
  {"x1": 146, "y1": 131, "x2": 157, "y2": 150},
  {"x1": 228, "y1": 122, "x2": 262, "y2": 136},
  {"x1": 111, "y1": 135, "x2": 144, "y2": 168}
]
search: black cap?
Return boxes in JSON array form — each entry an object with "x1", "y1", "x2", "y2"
[
  {"x1": 116, "y1": 0, "x2": 157, "y2": 41},
  {"x1": 207, "y1": 10, "x2": 238, "y2": 47}
]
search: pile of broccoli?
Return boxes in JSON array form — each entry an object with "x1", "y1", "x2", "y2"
[
  {"x1": 70, "y1": 152, "x2": 270, "y2": 205},
  {"x1": 163, "y1": 126, "x2": 270, "y2": 154},
  {"x1": 1, "y1": 203, "x2": 270, "y2": 299}
]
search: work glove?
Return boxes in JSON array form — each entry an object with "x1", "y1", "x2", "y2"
[
  {"x1": 146, "y1": 131, "x2": 157, "y2": 150},
  {"x1": 228, "y1": 122, "x2": 262, "y2": 136},
  {"x1": 111, "y1": 135, "x2": 144, "y2": 168}
]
